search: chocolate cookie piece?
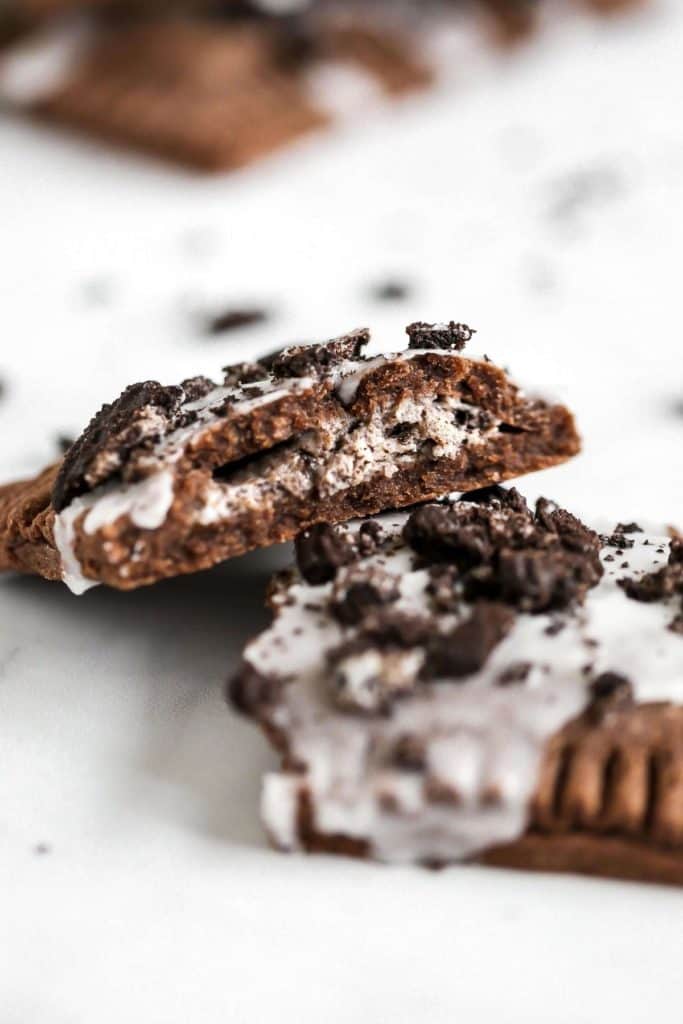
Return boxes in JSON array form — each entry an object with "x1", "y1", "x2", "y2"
[
  {"x1": 232, "y1": 500, "x2": 683, "y2": 882},
  {"x1": 406, "y1": 322, "x2": 475, "y2": 352},
  {"x1": 618, "y1": 537, "x2": 683, "y2": 634},
  {"x1": 0, "y1": 323, "x2": 579, "y2": 593}
]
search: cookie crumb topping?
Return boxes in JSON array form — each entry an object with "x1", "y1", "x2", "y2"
[
  {"x1": 406, "y1": 321, "x2": 475, "y2": 351},
  {"x1": 52, "y1": 377, "x2": 215, "y2": 511},
  {"x1": 295, "y1": 523, "x2": 358, "y2": 584},
  {"x1": 403, "y1": 489, "x2": 603, "y2": 613},
  {"x1": 619, "y1": 538, "x2": 683, "y2": 633},
  {"x1": 266, "y1": 329, "x2": 369, "y2": 379}
]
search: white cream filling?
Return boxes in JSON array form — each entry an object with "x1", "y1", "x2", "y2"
[
  {"x1": 53, "y1": 470, "x2": 175, "y2": 595},
  {"x1": 250, "y1": 514, "x2": 683, "y2": 864},
  {"x1": 195, "y1": 393, "x2": 489, "y2": 527}
]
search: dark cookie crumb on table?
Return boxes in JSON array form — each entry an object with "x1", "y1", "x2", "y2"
[{"x1": 206, "y1": 308, "x2": 269, "y2": 335}]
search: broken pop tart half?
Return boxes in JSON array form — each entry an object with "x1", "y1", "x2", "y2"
[{"x1": 0, "y1": 322, "x2": 579, "y2": 593}]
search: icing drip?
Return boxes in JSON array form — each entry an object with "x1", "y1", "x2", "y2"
[
  {"x1": 53, "y1": 470, "x2": 175, "y2": 595},
  {"x1": 0, "y1": 18, "x2": 93, "y2": 106}
]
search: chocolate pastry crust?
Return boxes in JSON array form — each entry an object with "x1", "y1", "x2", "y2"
[
  {"x1": 6, "y1": 13, "x2": 430, "y2": 170},
  {"x1": 231, "y1": 492, "x2": 683, "y2": 884},
  {"x1": 0, "y1": 325, "x2": 579, "y2": 592}
]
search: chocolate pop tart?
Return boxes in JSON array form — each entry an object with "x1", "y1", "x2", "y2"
[
  {"x1": 231, "y1": 491, "x2": 683, "y2": 884},
  {"x1": 0, "y1": 323, "x2": 578, "y2": 592}
]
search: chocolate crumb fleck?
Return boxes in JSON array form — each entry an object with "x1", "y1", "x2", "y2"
[
  {"x1": 603, "y1": 532, "x2": 634, "y2": 550},
  {"x1": 426, "y1": 564, "x2": 461, "y2": 613},
  {"x1": 497, "y1": 661, "x2": 532, "y2": 686},
  {"x1": 207, "y1": 308, "x2": 269, "y2": 335},
  {"x1": 616, "y1": 522, "x2": 643, "y2": 534},
  {"x1": 358, "y1": 520, "x2": 383, "y2": 555},
  {"x1": 56, "y1": 434, "x2": 75, "y2": 455},
  {"x1": 371, "y1": 280, "x2": 412, "y2": 302},
  {"x1": 359, "y1": 609, "x2": 432, "y2": 649},
  {"x1": 267, "y1": 329, "x2": 369, "y2": 378},
  {"x1": 296, "y1": 524, "x2": 357, "y2": 584},
  {"x1": 330, "y1": 566, "x2": 400, "y2": 626},
  {"x1": 587, "y1": 671, "x2": 634, "y2": 722},
  {"x1": 221, "y1": 361, "x2": 269, "y2": 388},
  {"x1": 406, "y1": 321, "x2": 475, "y2": 351},
  {"x1": 422, "y1": 602, "x2": 515, "y2": 680},
  {"x1": 229, "y1": 663, "x2": 282, "y2": 716},
  {"x1": 392, "y1": 734, "x2": 426, "y2": 771},
  {"x1": 670, "y1": 538, "x2": 683, "y2": 565}
]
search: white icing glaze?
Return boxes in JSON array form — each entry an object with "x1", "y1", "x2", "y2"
[
  {"x1": 52, "y1": 500, "x2": 99, "y2": 597},
  {"x1": 0, "y1": 18, "x2": 93, "y2": 105},
  {"x1": 248, "y1": 512, "x2": 683, "y2": 863},
  {"x1": 261, "y1": 774, "x2": 303, "y2": 852},
  {"x1": 82, "y1": 469, "x2": 175, "y2": 535},
  {"x1": 53, "y1": 470, "x2": 175, "y2": 595},
  {"x1": 306, "y1": 62, "x2": 384, "y2": 119}
]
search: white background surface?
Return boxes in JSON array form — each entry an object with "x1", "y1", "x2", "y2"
[{"x1": 1, "y1": 2, "x2": 682, "y2": 1021}]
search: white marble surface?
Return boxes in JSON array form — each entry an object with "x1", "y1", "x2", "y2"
[{"x1": 1, "y1": 3, "x2": 682, "y2": 1022}]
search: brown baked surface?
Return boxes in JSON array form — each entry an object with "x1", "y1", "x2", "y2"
[
  {"x1": 32, "y1": 19, "x2": 330, "y2": 171},
  {"x1": 0, "y1": 325, "x2": 580, "y2": 590},
  {"x1": 24, "y1": 12, "x2": 430, "y2": 170},
  {"x1": 481, "y1": 703, "x2": 683, "y2": 884},
  {"x1": 9, "y1": 0, "x2": 647, "y2": 24},
  {"x1": 0, "y1": 463, "x2": 62, "y2": 581}
]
